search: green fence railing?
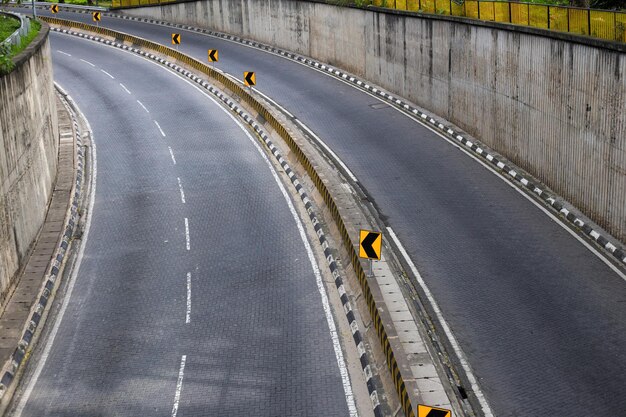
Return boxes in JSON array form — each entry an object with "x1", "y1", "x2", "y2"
[{"x1": 110, "y1": 0, "x2": 626, "y2": 43}]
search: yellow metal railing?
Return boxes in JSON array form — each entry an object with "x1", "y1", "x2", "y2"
[
  {"x1": 110, "y1": 0, "x2": 626, "y2": 43},
  {"x1": 379, "y1": 0, "x2": 626, "y2": 42},
  {"x1": 112, "y1": 0, "x2": 178, "y2": 8}
]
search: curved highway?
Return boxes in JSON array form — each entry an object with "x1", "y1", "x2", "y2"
[
  {"x1": 8, "y1": 7, "x2": 626, "y2": 416},
  {"x1": 9, "y1": 32, "x2": 360, "y2": 417}
]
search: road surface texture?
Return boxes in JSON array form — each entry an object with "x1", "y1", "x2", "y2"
[
  {"x1": 8, "y1": 7, "x2": 626, "y2": 416},
  {"x1": 9, "y1": 32, "x2": 355, "y2": 417}
]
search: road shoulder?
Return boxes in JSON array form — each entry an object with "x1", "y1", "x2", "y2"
[{"x1": 0, "y1": 85, "x2": 89, "y2": 415}]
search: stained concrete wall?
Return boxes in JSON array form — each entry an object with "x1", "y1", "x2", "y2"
[
  {"x1": 123, "y1": 0, "x2": 626, "y2": 242},
  {"x1": 0, "y1": 22, "x2": 58, "y2": 308}
]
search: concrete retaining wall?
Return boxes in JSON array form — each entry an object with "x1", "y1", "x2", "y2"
[
  {"x1": 0, "y1": 22, "x2": 58, "y2": 308},
  {"x1": 124, "y1": 0, "x2": 626, "y2": 242}
]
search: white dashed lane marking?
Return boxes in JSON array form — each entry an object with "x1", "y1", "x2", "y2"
[
  {"x1": 100, "y1": 69, "x2": 115, "y2": 79},
  {"x1": 171, "y1": 355, "x2": 186, "y2": 417},
  {"x1": 186, "y1": 272, "x2": 191, "y2": 324},
  {"x1": 79, "y1": 58, "x2": 95, "y2": 67},
  {"x1": 119, "y1": 83, "x2": 131, "y2": 94},
  {"x1": 154, "y1": 120, "x2": 166, "y2": 137},
  {"x1": 137, "y1": 99, "x2": 150, "y2": 113},
  {"x1": 57, "y1": 50, "x2": 71, "y2": 56},
  {"x1": 168, "y1": 146, "x2": 177, "y2": 165},
  {"x1": 177, "y1": 177, "x2": 186, "y2": 204},
  {"x1": 184, "y1": 218, "x2": 190, "y2": 251}
]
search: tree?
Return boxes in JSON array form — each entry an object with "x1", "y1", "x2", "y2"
[{"x1": 590, "y1": 0, "x2": 626, "y2": 9}]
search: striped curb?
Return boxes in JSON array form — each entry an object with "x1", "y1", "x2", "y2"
[
  {"x1": 0, "y1": 88, "x2": 86, "y2": 402},
  {"x1": 43, "y1": 5, "x2": 625, "y2": 268},
  {"x1": 45, "y1": 24, "x2": 390, "y2": 417}
]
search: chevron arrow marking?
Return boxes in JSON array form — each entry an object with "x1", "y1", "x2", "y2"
[
  {"x1": 359, "y1": 230, "x2": 382, "y2": 260},
  {"x1": 244, "y1": 71, "x2": 256, "y2": 87},
  {"x1": 417, "y1": 404, "x2": 451, "y2": 417}
]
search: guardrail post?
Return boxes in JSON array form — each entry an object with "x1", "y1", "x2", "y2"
[
  {"x1": 547, "y1": 6, "x2": 550, "y2": 29},
  {"x1": 508, "y1": 1, "x2": 512, "y2": 24}
]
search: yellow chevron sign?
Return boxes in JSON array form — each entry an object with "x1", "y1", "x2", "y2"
[
  {"x1": 417, "y1": 404, "x2": 451, "y2": 417},
  {"x1": 208, "y1": 49, "x2": 218, "y2": 62},
  {"x1": 92, "y1": 12, "x2": 101, "y2": 22},
  {"x1": 243, "y1": 71, "x2": 256, "y2": 87},
  {"x1": 171, "y1": 33, "x2": 181, "y2": 45},
  {"x1": 50, "y1": 4, "x2": 59, "y2": 13},
  {"x1": 359, "y1": 229, "x2": 382, "y2": 260}
]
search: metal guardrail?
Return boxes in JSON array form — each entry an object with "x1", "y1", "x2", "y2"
[
  {"x1": 0, "y1": 11, "x2": 31, "y2": 48},
  {"x1": 381, "y1": 0, "x2": 626, "y2": 43}
]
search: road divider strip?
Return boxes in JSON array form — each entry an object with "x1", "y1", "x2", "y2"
[{"x1": 40, "y1": 17, "x2": 416, "y2": 417}]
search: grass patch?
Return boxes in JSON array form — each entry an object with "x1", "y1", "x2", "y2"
[
  {"x1": 11, "y1": 19, "x2": 40, "y2": 55},
  {"x1": 0, "y1": 18, "x2": 40, "y2": 75},
  {"x1": 0, "y1": 14, "x2": 21, "y2": 43}
]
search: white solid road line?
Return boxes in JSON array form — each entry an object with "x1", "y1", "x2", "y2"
[
  {"x1": 184, "y1": 217, "x2": 190, "y2": 251},
  {"x1": 137, "y1": 99, "x2": 150, "y2": 113},
  {"x1": 186, "y1": 272, "x2": 191, "y2": 324},
  {"x1": 208, "y1": 94, "x2": 359, "y2": 416},
  {"x1": 57, "y1": 50, "x2": 71, "y2": 56},
  {"x1": 387, "y1": 226, "x2": 495, "y2": 417},
  {"x1": 79, "y1": 58, "x2": 95, "y2": 67},
  {"x1": 168, "y1": 146, "x2": 177, "y2": 165},
  {"x1": 177, "y1": 177, "x2": 186, "y2": 204},
  {"x1": 14, "y1": 110, "x2": 98, "y2": 417},
  {"x1": 154, "y1": 120, "x2": 166, "y2": 137},
  {"x1": 293, "y1": 118, "x2": 358, "y2": 183},
  {"x1": 100, "y1": 69, "x2": 115, "y2": 79},
  {"x1": 119, "y1": 83, "x2": 131, "y2": 95},
  {"x1": 171, "y1": 355, "x2": 187, "y2": 417}
]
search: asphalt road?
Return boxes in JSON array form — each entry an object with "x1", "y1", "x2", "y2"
[
  {"x1": 9, "y1": 32, "x2": 354, "y2": 417},
  {"x1": 7, "y1": 5, "x2": 626, "y2": 416},
  {"x1": 8, "y1": 7, "x2": 626, "y2": 416}
]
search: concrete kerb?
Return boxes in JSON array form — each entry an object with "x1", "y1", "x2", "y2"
[
  {"x1": 0, "y1": 84, "x2": 87, "y2": 415},
  {"x1": 38, "y1": 18, "x2": 435, "y2": 417}
]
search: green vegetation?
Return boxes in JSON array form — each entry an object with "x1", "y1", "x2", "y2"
[
  {"x1": 0, "y1": 19, "x2": 40, "y2": 75},
  {"x1": 0, "y1": 14, "x2": 20, "y2": 42},
  {"x1": 525, "y1": 0, "x2": 625, "y2": 10}
]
